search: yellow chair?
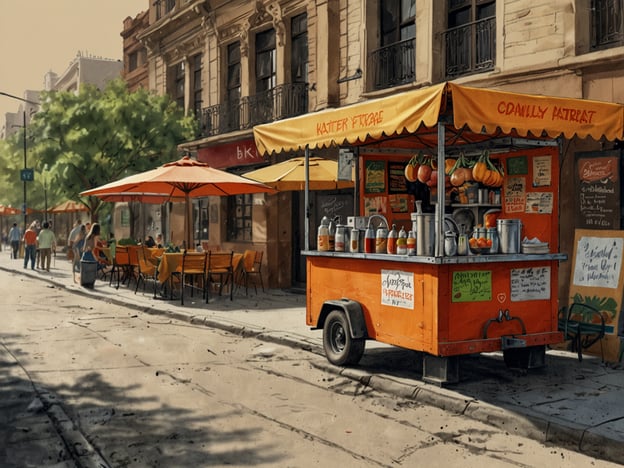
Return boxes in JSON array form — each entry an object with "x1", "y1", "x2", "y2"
[
  {"x1": 180, "y1": 251, "x2": 207, "y2": 305},
  {"x1": 207, "y1": 251, "x2": 234, "y2": 301}
]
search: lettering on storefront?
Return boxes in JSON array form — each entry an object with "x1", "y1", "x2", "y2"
[
  {"x1": 381, "y1": 270, "x2": 414, "y2": 309},
  {"x1": 197, "y1": 139, "x2": 265, "y2": 169},
  {"x1": 451, "y1": 270, "x2": 492, "y2": 302},
  {"x1": 497, "y1": 101, "x2": 597, "y2": 124},
  {"x1": 510, "y1": 267, "x2": 550, "y2": 301},
  {"x1": 316, "y1": 111, "x2": 384, "y2": 136}
]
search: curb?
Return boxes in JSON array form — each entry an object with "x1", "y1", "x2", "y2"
[{"x1": 3, "y1": 265, "x2": 622, "y2": 464}]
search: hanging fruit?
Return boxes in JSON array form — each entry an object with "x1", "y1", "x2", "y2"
[
  {"x1": 404, "y1": 152, "x2": 421, "y2": 182},
  {"x1": 472, "y1": 150, "x2": 489, "y2": 183},
  {"x1": 417, "y1": 156, "x2": 433, "y2": 184},
  {"x1": 449, "y1": 152, "x2": 473, "y2": 187}
]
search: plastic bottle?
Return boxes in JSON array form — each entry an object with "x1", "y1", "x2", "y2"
[
  {"x1": 328, "y1": 217, "x2": 337, "y2": 251},
  {"x1": 364, "y1": 226, "x2": 376, "y2": 253},
  {"x1": 387, "y1": 224, "x2": 398, "y2": 254},
  {"x1": 318, "y1": 216, "x2": 330, "y2": 251},
  {"x1": 375, "y1": 223, "x2": 388, "y2": 254},
  {"x1": 396, "y1": 226, "x2": 408, "y2": 255},
  {"x1": 406, "y1": 231, "x2": 416, "y2": 255},
  {"x1": 350, "y1": 228, "x2": 360, "y2": 253},
  {"x1": 335, "y1": 225, "x2": 346, "y2": 252}
]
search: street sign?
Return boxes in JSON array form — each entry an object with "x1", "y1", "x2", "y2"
[{"x1": 20, "y1": 169, "x2": 34, "y2": 181}]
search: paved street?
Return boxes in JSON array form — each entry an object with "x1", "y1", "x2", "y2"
[{"x1": 0, "y1": 248, "x2": 623, "y2": 465}]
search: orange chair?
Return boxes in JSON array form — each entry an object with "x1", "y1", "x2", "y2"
[
  {"x1": 239, "y1": 250, "x2": 264, "y2": 295},
  {"x1": 206, "y1": 251, "x2": 234, "y2": 301},
  {"x1": 179, "y1": 251, "x2": 207, "y2": 305},
  {"x1": 135, "y1": 246, "x2": 157, "y2": 295},
  {"x1": 109, "y1": 245, "x2": 130, "y2": 289}
]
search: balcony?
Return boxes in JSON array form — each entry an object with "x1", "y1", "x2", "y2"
[
  {"x1": 592, "y1": 0, "x2": 624, "y2": 50},
  {"x1": 369, "y1": 38, "x2": 416, "y2": 91},
  {"x1": 197, "y1": 83, "x2": 309, "y2": 138},
  {"x1": 444, "y1": 17, "x2": 495, "y2": 78}
]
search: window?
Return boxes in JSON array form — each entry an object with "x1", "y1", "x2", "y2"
[
  {"x1": 592, "y1": 0, "x2": 624, "y2": 50},
  {"x1": 192, "y1": 54, "x2": 203, "y2": 117},
  {"x1": 370, "y1": 0, "x2": 416, "y2": 90},
  {"x1": 226, "y1": 42, "x2": 241, "y2": 131},
  {"x1": 256, "y1": 29, "x2": 276, "y2": 93},
  {"x1": 444, "y1": 0, "x2": 496, "y2": 78},
  {"x1": 291, "y1": 13, "x2": 308, "y2": 83},
  {"x1": 128, "y1": 51, "x2": 139, "y2": 72},
  {"x1": 171, "y1": 61, "x2": 185, "y2": 109},
  {"x1": 154, "y1": 0, "x2": 176, "y2": 20},
  {"x1": 227, "y1": 194, "x2": 253, "y2": 242}
]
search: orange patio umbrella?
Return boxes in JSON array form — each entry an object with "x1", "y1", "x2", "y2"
[
  {"x1": 80, "y1": 156, "x2": 276, "y2": 248},
  {"x1": 50, "y1": 200, "x2": 89, "y2": 213},
  {"x1": 0, "y1": 205, "x2": 21, "y2": 216}
]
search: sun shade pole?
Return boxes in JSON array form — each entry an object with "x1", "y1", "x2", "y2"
[
  {"x1": 305, "y1": 145, "x2": 310, "y2": 251},
  {"x1": 436, "y1": 122, "x2": 446, "y2": 257}
]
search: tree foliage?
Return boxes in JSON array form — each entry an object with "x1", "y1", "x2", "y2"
[{"x1": 26, "y1": 78, "x2": 196, "y2": 220}]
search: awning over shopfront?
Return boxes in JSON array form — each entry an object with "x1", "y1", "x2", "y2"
[{"x1": 253, "y1": 82, "x2": 624, "y2": 155}]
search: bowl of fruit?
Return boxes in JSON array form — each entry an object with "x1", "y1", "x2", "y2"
[{"x1": 469, "y1": 236, "x2": 492, "y2": 254}]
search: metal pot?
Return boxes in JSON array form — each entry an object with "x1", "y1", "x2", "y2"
[
  {"x1": 410, "y1": 212, "x2": 435, "y2": 256},
  {"x1": 497, "y1": 219, "x2": 522, "y2": 254}
]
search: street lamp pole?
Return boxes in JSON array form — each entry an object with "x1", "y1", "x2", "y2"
[{"x1": 0, "y1": 91, "x2": 39, "y2": 230}]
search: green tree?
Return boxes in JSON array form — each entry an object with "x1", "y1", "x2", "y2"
[{"x1": 29, "y1": 78, "x2": 196, "y2": 221}]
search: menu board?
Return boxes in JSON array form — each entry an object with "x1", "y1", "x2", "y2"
[
  {"x1": 510, "y1": 266, "x2": 550, "y2": 301},
  {"x1": 451, "y1": 270, "x2": 492, "y2": 302},
  {"x1": 388, "y1": 162, "x2": 408, "y2": 193},
  {"x1": 575, "y1": 151, "x2": 620, "y2": 229}
]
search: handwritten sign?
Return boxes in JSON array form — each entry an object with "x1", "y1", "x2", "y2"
[
  {"x1": 451, "y1": 270, "x2": 492, "y2": 302},
  {"x1": 365, "y1": 160, "x2": 386, "y2": 193},
  {"x1": 511, "y1": 267, "x2": 551, "y2": 301},
  {"x1": 381, "y1": 270, "x2": 414, "y2": 309},
  {"x1": 575, "y1": 153, "x2": 619, "y2": 229},
  {"x1": 503, "y1": 176, "x2": 526, "y2": 213},
  {"x1": 532, "y1": 155, "x2": 552, "y2": 187},
  {"x1": 388, "y1": 162, "x2": 407, "y2": 194},
  {"x1": 573, "y1": 235, "x2": 623, "y2": 289}
]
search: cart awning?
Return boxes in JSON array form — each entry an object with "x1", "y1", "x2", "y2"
[{"x1": 253, "y1": 82, "x2": 624, "y2": 155}]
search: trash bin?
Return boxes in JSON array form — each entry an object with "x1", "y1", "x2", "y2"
[{"x1": 80, "y1": 260, "x2": 97, "y2": 288}]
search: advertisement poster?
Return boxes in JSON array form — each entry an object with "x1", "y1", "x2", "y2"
[
  {"x1": 365, "y1": 160, "x2": 386, "y2": 193},
  {"x1": 503, "y1": 176, "x2": 526, "y2": 213}
]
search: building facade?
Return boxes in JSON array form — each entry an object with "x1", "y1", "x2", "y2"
[{"x1": 132, "y1": 0, "x2": 624, "y2": 295}]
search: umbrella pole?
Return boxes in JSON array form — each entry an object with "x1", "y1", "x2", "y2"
[
  {"x1": 185, "y1": 194, "x2": 192, "y2": 250},
  {"x1": 304, "y1": 146, "x2": 310, "y2": 251}
]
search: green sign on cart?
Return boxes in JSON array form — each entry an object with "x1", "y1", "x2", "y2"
[{"x1": 451, "y1": 270, "x2": 492, "y2": 302}]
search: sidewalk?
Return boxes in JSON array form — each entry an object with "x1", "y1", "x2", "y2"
[{"x1": 2, "y1": 249, "x2": 623, "y2": 464}]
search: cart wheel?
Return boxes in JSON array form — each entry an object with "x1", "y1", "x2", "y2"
[{"x1": 323, "y1": 310, "x2": 365, "y2": 366}]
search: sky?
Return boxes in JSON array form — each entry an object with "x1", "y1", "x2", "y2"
[{"x1": 0, "y1": 0, "x2": 147, "y2": 119}]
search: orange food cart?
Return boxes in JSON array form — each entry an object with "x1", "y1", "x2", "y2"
[{"x1": 253, "y1": 82, "x2": 624, "y2": 384}]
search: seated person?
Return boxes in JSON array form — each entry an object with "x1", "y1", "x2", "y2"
[{"x1": 145, "y1": 235, "x2": 156, "y2": 248}]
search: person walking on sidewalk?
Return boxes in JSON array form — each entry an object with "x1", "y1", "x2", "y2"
[
  {"x1": 37, "y1": 222, "x2": 57, "y2": 272},
  {"x1": 22, "y1": 222, "x2": 38, "y2": 270},
  {"x1": 8, "y1": 223, "x2": 21, "y2": 259},
  {"x1": 72, "y1": 224, "x2": 87, "y2": 283}
]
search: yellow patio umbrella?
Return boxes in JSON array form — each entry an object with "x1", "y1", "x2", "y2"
[{"x1": 243, "y1": 156, "x2": 354, "y2": 191}]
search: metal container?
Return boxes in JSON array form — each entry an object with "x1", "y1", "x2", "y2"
[
  {"x1": 410, "y1": 212, "x2": 435, "y2": 256},
  {"x1": 497, "y1": 219, "x2": 522, "y2": 254}
]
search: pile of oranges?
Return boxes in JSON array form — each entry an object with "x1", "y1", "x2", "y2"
[{"x1": 469, "y1": 236, "x2": 493, "y2": 249}]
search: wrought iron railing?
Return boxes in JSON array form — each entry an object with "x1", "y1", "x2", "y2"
[
  {"x1": 443, "y1": 17, "x2": 495, "y2": 78},
  {"x1": 592, "y1": 0, "x2": 624, "y2": 50},
  {"x1": 197, "y1": 83, "x2": 308, "y2": 138},
  {"x1": 369, "y1": 38, "x2": 416, "y2": 90}
]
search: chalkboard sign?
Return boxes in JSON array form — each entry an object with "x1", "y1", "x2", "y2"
[
  {"x1": 388, "y1": 162, "x2": 408, "y2": 194},
  {"x1": 506, "y1": 156, "x2": 528, "y2": 175},
  {"x1": 575, "y1": 151, "x2": 620, "y2": 229}
]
